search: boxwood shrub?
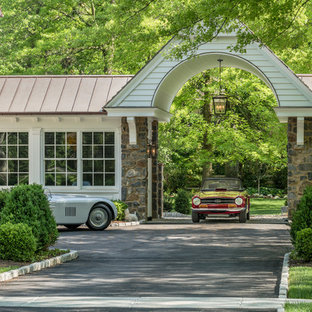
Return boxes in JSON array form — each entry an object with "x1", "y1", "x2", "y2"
[
  {"x1": 295, "y1": 228, "x2": 312, "y2": 261},
  {"x1": 0, "y1": 222, "x2": 36, "y2": 262},
  {"x1": 0, "y1": 184, "x2": 58, "y2": 251},
  {"x1": 290, "y1": 186, "x2": 312, "y2": 242}
]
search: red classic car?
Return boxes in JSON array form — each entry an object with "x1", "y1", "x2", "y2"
[{"x1": 192, "y1": 177, "x2": 250, "y2": 223}]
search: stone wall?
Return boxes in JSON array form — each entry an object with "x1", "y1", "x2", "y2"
[
  {"x1": 121, "y1": 117, "x2": 148, "y2": 219},
  {"x1": 288, "y1": 117, "x2": 312, "y2": 217}
]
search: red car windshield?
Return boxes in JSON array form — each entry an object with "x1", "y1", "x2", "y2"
[{"x1": 201, "y1": 178, "x2": 243, "y2": 191}]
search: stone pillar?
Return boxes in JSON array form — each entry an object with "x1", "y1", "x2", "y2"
[
  {"x1": 121, "y1": 117, "x2": 148, "y2": 219},
  {"x1": 287, "y1": 117, "x2": 312, "y2": 218}
]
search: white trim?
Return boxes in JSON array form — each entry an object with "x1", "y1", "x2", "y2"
[
  {"x1": 29, "y1": 128, "x2": 41, "y2": 184},
  {"x1": 127, "y1": 117, "x2": 137, "y2": 145},
  {"x1": 274, "y1": 107, "x2": 312, "y2": 119},
  {"x1": 106, "y1": 107, "x2": 172, "y2": 122},
  {"x1": 297, "y1": 117, "x2": 305, "y2": 146},
  {"x1": 147, "y1": 118, "x2": 152, "y2": 219}
]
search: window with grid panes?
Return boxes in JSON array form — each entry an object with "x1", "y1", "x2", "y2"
[
  {"x1": 82, "y1": 132, "x2": 115, "y2": 186},
  {"x1": 0, "y1": 132, "x2": 29, "y2": 186},
  {"x1": 44, "y1": 132, "x2": 77, "y2": 186}
]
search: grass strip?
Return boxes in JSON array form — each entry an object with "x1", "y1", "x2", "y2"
[
  {"x1": 285, "y1": 303, "x2": 312, "y2": 311},
  {"x1": 0, "y1": 266, "x2": 19, "y2": 273},
  {"x1": 250, "y1": 198, "x2": 285, "y2": 215},
  {"x1": 288, "y1": 266, "x2": 312, "y2": 299}
]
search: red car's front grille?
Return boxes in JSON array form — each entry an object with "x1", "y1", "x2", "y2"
[{"x1": 201, "y1": 198, "x2": 235, "y2": 204}]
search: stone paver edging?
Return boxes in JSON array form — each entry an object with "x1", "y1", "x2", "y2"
[
  {"x1": 110, "y1": 221, "x2": 140, "y2": 227},
  {"x1": 279, "y1": 252, "x2": 290, "y2": 299},
  {"x1": 0, "y1": 250, "x2": 78, "y2": 283}
]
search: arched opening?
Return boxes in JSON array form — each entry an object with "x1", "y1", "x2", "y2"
[
  {"x1": 157, "y1": 65, "x2": 287, "y2": 219},
  {"x1": 152, "y1": 52, "x2": 279, "y2": 113}
]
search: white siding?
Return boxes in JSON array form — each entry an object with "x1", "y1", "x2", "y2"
[{"x1": 107, "y1": 33, "x2": 312, "y2": 111}]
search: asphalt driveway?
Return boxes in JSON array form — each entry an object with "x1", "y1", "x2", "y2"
[{"x1": 0, "y1": 221, "x2": 291, "y2": 310}]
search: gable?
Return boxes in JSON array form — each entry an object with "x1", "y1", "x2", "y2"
[{"x1": 106, "y1": 33, "x2": 312, "y2": 118}]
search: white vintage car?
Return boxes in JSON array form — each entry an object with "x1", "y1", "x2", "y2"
[{"x1": 47, "y1": 193, "x2": 118, "y2": 231}]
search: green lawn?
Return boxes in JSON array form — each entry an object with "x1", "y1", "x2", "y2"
[
  {"x1": 285, "y1": 303, "x2": 312, "y2": 312},
  {"x1": 0, "y1": 266, "x2": 19, "y2": 273},
  {"x1": 250, "y1": 198, "x2": 285, "y2": 215},
  {"x1": 288, "y1": 266, "x2": 312, "y2": 299}
]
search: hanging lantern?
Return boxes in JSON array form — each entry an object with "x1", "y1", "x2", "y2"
[{"x1": 212, "y1": 59, "x2": 228, "y2": 115}]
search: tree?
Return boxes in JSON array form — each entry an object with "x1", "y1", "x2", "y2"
[
  {"x1": 158, "y1": 68, "x2": 287, "y2": 192},
  {"x1": 0, "y1": 0, "x2": 166, "y2": 75}
]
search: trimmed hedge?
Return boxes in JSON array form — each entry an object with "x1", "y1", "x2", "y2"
[
  {"x1": 290, "y1": 186, "x2": 312, "y2": 242},
  {"x1": 0, "y1": 222, "x2": 36, "y2": 262},
  {"x1": 295, "y1": 228, "x2": 312, "y2": 261},
  {"x1": 0, "y1": 184, "x2": 58, "y2": 251}
]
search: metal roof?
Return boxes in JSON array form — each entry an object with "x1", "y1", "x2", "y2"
[
  {"x1": 297, "y1": 74, "x2": 312, "y2": 91},
  {"x1": 0, "y1": 75, "x2": 133, "y2": 114},
  {"x1": 0, "y1": 74, "x2": 311, "y2": 114}
]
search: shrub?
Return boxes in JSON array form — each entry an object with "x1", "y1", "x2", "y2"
[
  {"x1": 295, "y1": 228, "x2": 312, "y2": 261},
  {"x1": 113, "y1": 200, "x2": 128, "y2": 221},
  {"x1": 164, "y1": 192, "x2": 175, "y2": 211},
  {"x1": 0, "y1": 222, "x2": 36, "y2": 262},
  {"x1": 0, "y1": 184, "x2": 58, "y2": 251},
  {"x1": 174, "y1": 189, "x2": 191, "y2": 215},
  {"x1": 290, "y1": 186, "x2": 312, "y2": 242},
  {"x1": 0, "y1": 189, "x2": 9, "y2": 213}
]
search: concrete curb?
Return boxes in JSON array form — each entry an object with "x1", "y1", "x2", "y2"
[
  {"x1": 279, "y1": 252, "x2": 290, "y2": 299},
  {"x1": 110, "y1": 221, "x2": 140, "y2": 227},
  {"x1": 0, "y1": 250, "x2": 78, "y2": 283},
  {"x1": 278, "y1": 252, "x2": 290, "y2": 312}
]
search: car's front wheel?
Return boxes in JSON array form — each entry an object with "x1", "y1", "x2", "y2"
[
  {"x1": 86, "y1": 204, "x2": 112, "y2": 230},
  {"x1": 192, "y1": 211, "x2": 200, "y2": 223},
  {"x1": 239, "y1": 208, "x2": 247, "y2": 223}
]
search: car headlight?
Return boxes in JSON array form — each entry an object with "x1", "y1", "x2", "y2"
[
  {"x1": 235, "y1": 197, "x2": 243, "y2": 206},
  {"x1": 193, "y1": 197, "x2": 201, "y2": 206}
]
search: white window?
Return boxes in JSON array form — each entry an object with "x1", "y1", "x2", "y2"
[
  {"x1": 44, "y1": 132, "x2": 77, "y2": 186},
  {"x1": 0, "y1": 132, "x2": 29, "y2": 186},
  {"x1": 82, "y1": 132, "x2": 115, "y2": 186},
  {"x1": 44, "y1": 131, "x2": 115, "y2": 187}
]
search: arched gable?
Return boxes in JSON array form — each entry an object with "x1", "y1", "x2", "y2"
[{"x1": 106, "y1": 33, "x2": 312, "y2": 122}]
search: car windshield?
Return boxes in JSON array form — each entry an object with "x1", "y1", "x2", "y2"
[{"x1": 201, "y1": 178, "x2": 243, "y2": 191}]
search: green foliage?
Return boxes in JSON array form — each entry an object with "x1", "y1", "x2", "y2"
[
  {"x1": 174, "y1": 189, "x2": 191, "y2": 215},
  {"x1": 295, "y1": 228, "x2": 312, "y2": 261},
  {"x1": 290, "y1": 186, "x2": 312, "y2": 243},
  {"x1": 113, "y1": 200, "x2": 128, "y2": 221},
  {"x1": 164, "y1": 192, "x2": 175, "y2": 211},
  {"x1": 159, "y1": 69, "x2": 287, "y2": 192},
  {"x1": 0, "y1": 184, "x2": 58, "y2": 251},
  {"x1": 246, "y1": 187, "x2": 285, "y2": 197},
  {"x1": 0, "y1": 222, "x2": 36, "y2": 262},
  {"x1": 0, "y1": 189, "x2": 9, "y2": 213}
]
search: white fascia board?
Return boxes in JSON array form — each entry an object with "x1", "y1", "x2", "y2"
[
  {"x1": 274, "y1": 107, "x2": 312, "y2": 118},
  {"x1": 105, "y1": 107, "x2": 172, "y2": 122}
]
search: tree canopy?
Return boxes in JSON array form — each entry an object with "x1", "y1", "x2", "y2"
[{"x1": 0, "y1": 0, "x2": 308, "y2": 192}]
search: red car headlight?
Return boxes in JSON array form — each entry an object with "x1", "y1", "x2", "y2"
[
  {"x1": 235, "y1": 197, "x2": 244, "y2": 206},
  {"x1": 192, "y1": 197, "x2": 201, "y2": 206}
]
